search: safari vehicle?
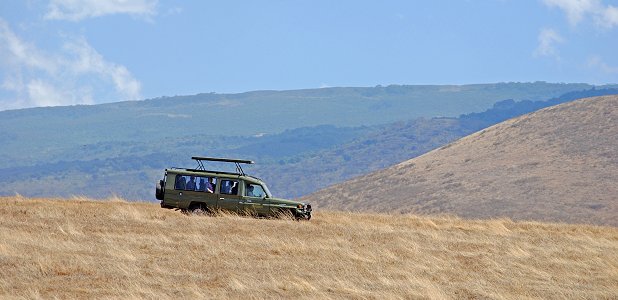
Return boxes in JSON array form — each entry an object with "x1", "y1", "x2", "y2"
[{"x1": 155, "y1": 156, "x2": 312, "y2": 220}]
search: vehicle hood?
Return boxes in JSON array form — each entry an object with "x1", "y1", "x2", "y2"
[{"x1": 268, "y1": 197, "x2": 308, "y2": 205}]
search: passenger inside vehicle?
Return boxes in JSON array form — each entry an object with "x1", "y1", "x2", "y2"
[
  {"x1": 186, "y1": 176, "x2": 197, "y2": 190},
  {"x1": 230, "y1": 181, "x2": 238, "y2": 195},
  {"x1": 221, "y1": 180, "x2": 230, "y2": 194},
  {"x1": 175, "y1": 175, "x2": 186, "y2": 190},
  {"x1": 207, "y1": 177, "x2": 216, "y2": 193},
  {"x1": 197, "y1": 178, "x2": 207, "y2": 192},
  {"x1": 220, "y1": 180, "x2": 238, "y2": 195},
  {"x1": 246, "y1": 184, "x2": 255, "y2": 197},
  {"x1": 245, "y1": 183, "x2": 264, "y2": 197}
]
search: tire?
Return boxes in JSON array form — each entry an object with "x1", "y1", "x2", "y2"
[
  {"x1": 188, "y1": 203, "x2": 209, "y2": 215},
  {"x1": 155, "y1": 180, "x2": 164, "y2": 200},
  {"x1": 295, "y1": 211, "x2": 311, "y2": 221}
]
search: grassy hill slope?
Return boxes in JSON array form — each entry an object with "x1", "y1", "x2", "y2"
[
  {"x1": 1, "y1": 196, "x2": 616, "y2": 298},
  {"x1": 3, "y1": 88, "x2": 616, "y2": 202},
  {"x1": 0, "y1": 82, "x2": 599, "y2": 148},
  {"x1": 304, "y1": 95, "x2": 618, "y2": 226}
]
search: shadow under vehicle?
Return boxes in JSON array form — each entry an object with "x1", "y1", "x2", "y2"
[{"x1": 156, "y1": 156, "x2": 312, "y2": 220}]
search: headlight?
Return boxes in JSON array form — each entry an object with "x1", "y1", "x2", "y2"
[{"x1": 297, "y1": 204, "x2": 304, "y2": 209}]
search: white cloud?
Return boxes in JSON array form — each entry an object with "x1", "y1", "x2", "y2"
[
  {"x1": 598, "y1": 5, "x2": 618, "y2": 28},
  {"x1": 542, "y1": 0, "x2": 618, "y2": 28},
  {"x1": 45, "y1": 0, "x2": 158, "y2": 21},
  {"x1": 0, "y1": 19, "x2": 57, "y2": 73},
  {"x1": 534, "y1": 28, "x2": 564, "y2": 58},
  {"x1": 542, "y1": 0, "x2": 599, "y2": 25},
  {"x1": 27, "y1": 79, "x2": 92, "y2": 107},
  {"x1": 587, "y1": 55, "x2": 618, "y2": 73},
  {"x1": 64, "y1": 38, "x2": 141, "y2": 100},
  {"x1": 0, "y1": 18, "x2": 142, "y2": 110}
]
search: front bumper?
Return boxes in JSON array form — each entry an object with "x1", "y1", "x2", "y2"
[{"x1": 295, "y1": 204, "x2": 312, "y2": 220}]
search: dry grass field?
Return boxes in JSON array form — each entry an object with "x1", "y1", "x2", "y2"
[
  {"x1": 305, "y1": 95, "x2": 618, "y2": 226},
  {"x1": 1, "y1": 196, "x2": 617, "y2": 299}
]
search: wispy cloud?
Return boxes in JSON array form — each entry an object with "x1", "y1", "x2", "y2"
[
  {"x1": 45, "y1": 0, "x2": 158, "y2": 21},
  {"x1": 0, "y1": 19, "x2": 141, "y2": 110},
  {"x1": 0, "y1": 19, "x2": 57, "y2": 73},
  {"x1": 542, "y1": 0, "x2": 618, "y2": 28},
  {"x1": 587, "y1": 55, "x2": 618, "y2": 74},
  {"x1": 598, "y1": 5, "x2": 618, "y2": 28},
  {"x1": 64, "y1": 38, "x2": 141, "y2": 100},
  {"x1": 534, "y1": 28, "x2": 564, "y2": 59},
  {"x1": 542, "y1": 0, "x2": 598, "y2": 25}
]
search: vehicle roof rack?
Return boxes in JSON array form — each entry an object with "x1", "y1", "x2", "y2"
[{"x1": 191, "y1": 156, "x2": 254, "y2": 176}]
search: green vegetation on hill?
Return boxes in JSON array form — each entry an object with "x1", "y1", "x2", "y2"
[
  {"x1": 0, "y1": 83, "x2": 616, "y2": 201},
  {"x1": 0, "y1": 82, "x2": 604, "y2": 166}
]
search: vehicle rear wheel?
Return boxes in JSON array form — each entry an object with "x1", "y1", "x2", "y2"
[{"x1": 188, "y1": 203, "x2": 209, "y2": 215}]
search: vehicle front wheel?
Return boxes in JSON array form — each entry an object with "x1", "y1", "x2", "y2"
[{"x1": 293, "y1": 211, "x2": 311, "y2": 221}]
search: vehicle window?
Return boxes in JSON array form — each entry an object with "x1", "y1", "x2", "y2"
[
  {"x1": 196, "y1": 177, "x2": 216, "y2": 193},
  {"x1": 185, "y1": 176, "x2": 198, "y2": 190},
  {"x1": 220, "y1": 179, "x2": 238, "y2": 195},
  {"x1": 174, "y1": 175, "x2": 187, "y2": 190},
  {"x1": 175, "y1": 175, "x2": 216, "y2": 192},
  {"x1": 245, "y1": 183, "x2": 265, "y2": 198}
]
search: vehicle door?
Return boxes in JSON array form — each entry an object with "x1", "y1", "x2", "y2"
[
  {"x1": 187, "y1": 176, "x2": 219, "y2": 209},
  {"x1": 240, "y1": 182, "x2": 270, "y2": 216},
  {"x1": 164, "y1": 173, "x2": 184, "y2": 207},
  {"x1": 166, "y1": 174, "x2": 217, "y2": 209},
  {"x1": 217, "y1": 178, "x2": 241, "y2": 213}
]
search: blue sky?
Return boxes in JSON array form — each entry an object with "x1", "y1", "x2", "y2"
[{"x1": 0, "y1": 0, "x2": 617, "y2": 110}]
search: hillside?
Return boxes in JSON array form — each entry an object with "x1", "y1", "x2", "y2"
[
  {"x1": 0, "y1": 83, "x2": 600, "y2": 149},
  {"x1": 2, "y1": 86, "x2": 617, "y2": 201},
  {"x1": 304, "y1": 95, "x2": 618, "y2": 226},
  {"x1": 0, "y1": 82, "x2": 608, "y2": 169},
  {"x1": 1, "y1": 196, "x2": 617, "y2": 298},
  {"x1": 263, "y1": 87, "x2": 618, "y2": 198}
]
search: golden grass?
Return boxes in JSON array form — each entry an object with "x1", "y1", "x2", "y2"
[{"x1": 1, "y1": 196, "x2": 617, "y2": 299}]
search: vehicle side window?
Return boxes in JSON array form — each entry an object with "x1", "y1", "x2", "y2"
[
  {"x1": 185, "y1": 176, "x2": 198, "y2": 190},
  {"x1": 220, "y1": 180, "x2": 238, "y2": 195},
  {"x1": 196, "y1": 177, "x2": 216, "y2": 193},
  {"x1": 245, "y1": 183, "x2": 265, "y2": 198},
  {"x1": 174, "y1": 175, "x2": 187, "y2": 190},
  {"x1": 174, "y1": 175, "x2": 216, "y2": 192}
]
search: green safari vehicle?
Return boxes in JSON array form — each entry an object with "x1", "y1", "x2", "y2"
[{"x1": 155, "y1": 156, "x2": 312, "y2": 220}]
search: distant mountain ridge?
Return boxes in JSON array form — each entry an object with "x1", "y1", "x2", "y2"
[
  {"x1": 1, "y1": 83, "x2": 617, "y2": 201},
  {"x1": 303, "y1": 95, "x2": 618, "y2": 226},
  {"x1": 262, "y1": 88, "x2": 618, "y2": 198}
]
